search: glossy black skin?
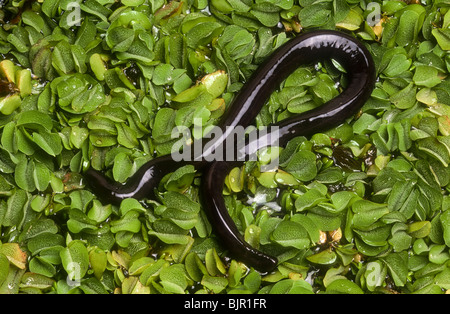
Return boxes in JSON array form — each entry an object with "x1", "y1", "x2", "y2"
[{"x1": 85, "y1": 30, "x2": 376, "y2": 273}]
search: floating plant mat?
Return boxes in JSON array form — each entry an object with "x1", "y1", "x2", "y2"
[{"x1": 0, "y1": 0, "x2": 449, "y2": 295}]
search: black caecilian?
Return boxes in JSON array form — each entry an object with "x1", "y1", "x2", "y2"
[{"x1": 85, "y1": 30, "x2": 376, "y2": 272}]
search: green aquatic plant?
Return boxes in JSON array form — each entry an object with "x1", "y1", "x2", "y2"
[{"x1": 0, "y1": 0, "x2": 449, "y2": 294}]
